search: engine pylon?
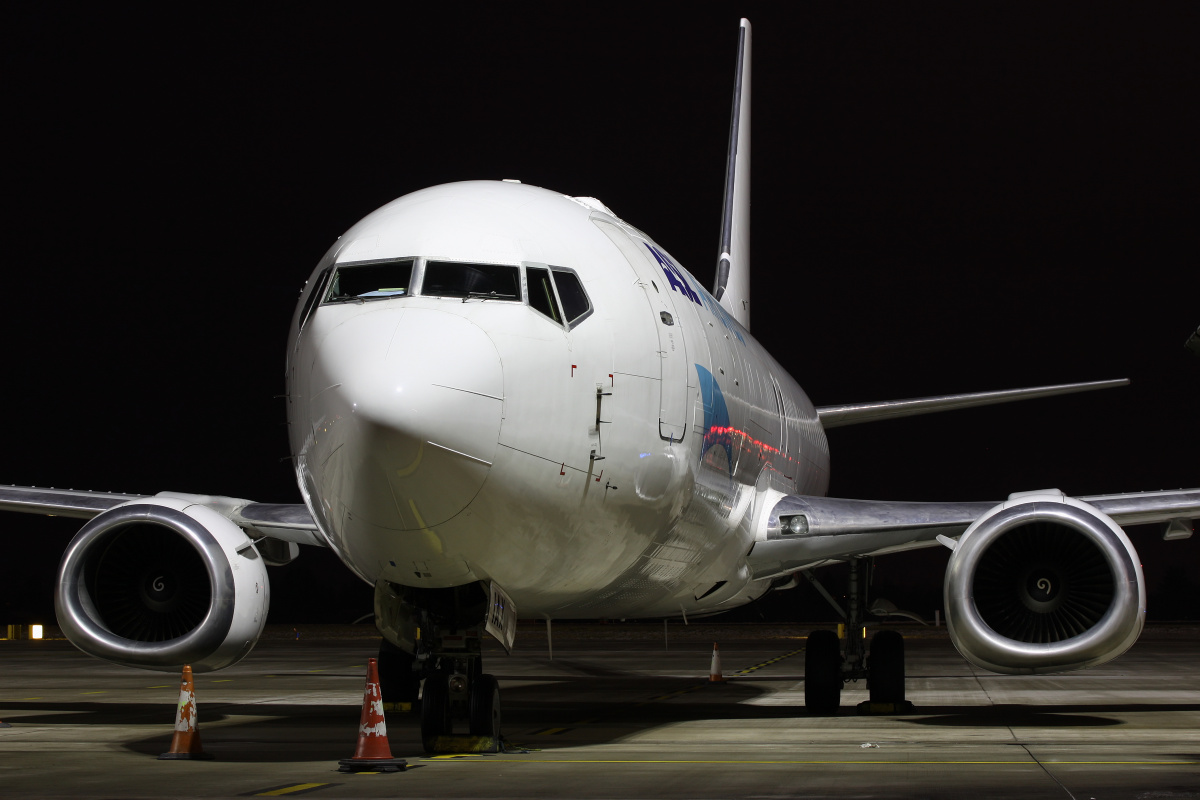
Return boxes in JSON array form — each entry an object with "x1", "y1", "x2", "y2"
[
  {"x1": 338, "y1": 658, "x2": 408, "y2": 772},
  {"x1": 159, "y1": 665, "x2": 213, "y2": 760}
]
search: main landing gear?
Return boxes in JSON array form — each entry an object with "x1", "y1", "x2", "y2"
[
  {"x1": 800, "y1": 557, "x2": 910, "y2": 715},
  {"x1": 373, "y1": 581, "x2": 505, "y2": 751}
]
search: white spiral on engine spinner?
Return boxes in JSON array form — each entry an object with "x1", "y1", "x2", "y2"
[
  {"x1": 152, "y1": 576, "x2": 166, "y2": 592},
  {"x1": 1036, "y1": 578, "x2": 1052, "y2": 593}
]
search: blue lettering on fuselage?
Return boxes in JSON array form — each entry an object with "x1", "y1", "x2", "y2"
[
  {"x1": 645, "y1": 243, "x2": 703, "y2": 306},
  {"x1": 644, "y1": 243, "x2": 745, "y2": 345}
]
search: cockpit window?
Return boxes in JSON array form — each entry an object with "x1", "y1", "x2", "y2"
[
  {"x1": 423, "y1": 261, "x2": 521, "y2": 300},
  {"x1": 551, "y1": 268, "x2": 591, "y2": 325},
  {"x1": 323, "y1": 260, "x2": 413, "y2": 303},
  {"x1": 526, "y1": 267, "x2": 562, "y2": 323},
  {"x1": 298, "y1": 267, "x2": 332, "y2": 331},
  {"x1": 523, "y1": 265, "x2": 593, "y2": 329}
]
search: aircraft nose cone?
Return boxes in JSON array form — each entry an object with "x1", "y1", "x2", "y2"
[{"x1": 313, "y1": 307, "x2": 503, "y2": 530}]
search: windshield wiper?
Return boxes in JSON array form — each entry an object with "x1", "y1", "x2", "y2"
[{"x1": 463, "y1": 290, "x2": 518, "y2": 303}]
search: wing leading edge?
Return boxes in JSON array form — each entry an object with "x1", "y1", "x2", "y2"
[
  {"x1": 0, "y1": 485, "x2": 323, "y2": 547},
  {"x1": 816, "y1": 378, "x2": 1129, "y2": 429},
  {"x1": 747, "y1": 489, "x2": 1200, "y2": 581}
]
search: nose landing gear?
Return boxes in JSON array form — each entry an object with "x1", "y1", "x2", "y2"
[
  {"x1": 374, "y1": 580, "x2": 510, "y2": 752},
  {"x1": 416, "y1": 651, "x2": 503, "y2": 750}
]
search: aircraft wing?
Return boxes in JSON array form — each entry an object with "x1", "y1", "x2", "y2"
[
  {"x1": 0, "y1": 485, "x2": 324, "y2": 547},
  {"x1": 747, "y1": 489, "x2": 1200, "y2": 581},
  {"x1": 816, "y1": 379, "x2": 1129, "y2": 428}
]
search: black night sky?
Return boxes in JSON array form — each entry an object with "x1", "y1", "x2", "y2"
[{"x1": 3, "y1": 5, "x2": 1198, "y2": 625}]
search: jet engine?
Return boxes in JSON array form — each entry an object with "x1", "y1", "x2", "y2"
[
  {"x1": 944, "y1": 490, "x2": 1145, "y2": 674},
  {"x1": 55, "y1": 497, "x2": 270, "y2": 673}
]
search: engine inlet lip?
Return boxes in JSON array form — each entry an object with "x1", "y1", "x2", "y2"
[
  {"x1": 55, "y1": 503, "x2": 236, "y2": 668},
  {"x1": 946, "y1": 500, "x2": 1142, "y2": 673}
]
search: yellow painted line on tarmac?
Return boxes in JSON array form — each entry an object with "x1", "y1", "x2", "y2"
[
  {"x1": 428, "y1": 758, "x2": 1195, "y2": 766},
  {"x1": 80, "y1": 691, "x2": 106, "y2": 695},
  {"x1": 148, "y1": 685, "x2": 170, "y2": 689},
  {"x1": 731, "y1": 648, "x2": 803, "y2": 676},
  {"x1": 212, "y1": 679, "x2": 233, "y2": 683},
  {"x1": 252, "y1": 782, "x2": 333, "y2": 795},
  {"x1": 425, "y1": 754, "x2": 484, "y2": 760},
  {"x1": 16, "y1": 697, "x2": 43, "y2": 701}
]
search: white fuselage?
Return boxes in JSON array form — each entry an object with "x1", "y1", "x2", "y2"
[{"x1": 286, "y1": 181, "x2": 830, "y2": 619}]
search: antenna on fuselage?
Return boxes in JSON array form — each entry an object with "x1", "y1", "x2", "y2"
[{"x1": 713, "y1": 18, "x2": 751, "y2": 331}]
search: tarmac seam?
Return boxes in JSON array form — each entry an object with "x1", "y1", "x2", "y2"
[
  {"x1": 1019, "y1": 743, "x2": 1079, "y2": 800},
  {"x1": 245, "y1": 782, "x2": 337, "y2": 796}
]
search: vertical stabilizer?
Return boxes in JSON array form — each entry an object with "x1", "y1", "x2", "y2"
[{"x1": 714, "y1": 18, "x2": 751, "y2": 330}]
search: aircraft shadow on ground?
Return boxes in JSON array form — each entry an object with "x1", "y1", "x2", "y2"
[
  {"x1": 901, "y1": 702, "x2": 1200, "y2": 728},
  {"x1": 8, "y1": 676, "x2": 1197, "y2": 761}
]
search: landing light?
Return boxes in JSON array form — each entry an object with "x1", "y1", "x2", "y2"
[{"x1": 783, "y1": 515, "x2": 810, "y2": 535}]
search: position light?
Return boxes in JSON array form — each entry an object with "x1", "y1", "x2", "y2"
[
  {"x1": 30, "y1": 624, "x2": 44, "y2": 640},
  {"x1": 783, "y1": 514, "x2": 810, "y2": 535}
]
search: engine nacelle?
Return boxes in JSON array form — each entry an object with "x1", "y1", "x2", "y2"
[
  {"x1": 55, "y1": 497, "x2": 270, "y2": 673},
  {"x1": 944, "y1": 490, "x2": 1145, "y2": 674}
]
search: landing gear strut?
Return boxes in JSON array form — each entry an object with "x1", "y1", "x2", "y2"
[{"x1": 801, "y1": 557, "x2": 910, "y2": 715}]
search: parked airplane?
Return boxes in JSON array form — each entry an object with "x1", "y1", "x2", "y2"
[{"x1": 2, "y1": 19, "x2": 1197, "y2": 750}]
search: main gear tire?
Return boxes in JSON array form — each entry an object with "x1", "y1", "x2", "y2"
[{"x1": 804, "y1": 629, "x2": 842, "y2": 716}]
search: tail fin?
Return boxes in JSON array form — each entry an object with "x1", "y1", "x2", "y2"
[{"x1": 714, "y1": 18, "x2": 752, "y2": 330}]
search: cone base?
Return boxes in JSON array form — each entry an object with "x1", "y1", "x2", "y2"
[
  {"x1": 708, "y1": 676, "x2": 728, "y2": 683},
  {"x1": 338, "y1": 757, "x2": 407, "y2": 772},
  {"x1": 0, "y1": 722, "x2": 11, "y2": 728},
  {"x1": 158, "y1": 752, "x2": 215, "y2": 760}
]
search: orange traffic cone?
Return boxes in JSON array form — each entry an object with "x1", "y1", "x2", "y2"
[
  {"x1": 338, "y1": 658, "x2": 407, "y2": 772},
  {"x1": 159, "y1": 665, "x2": 213, "y2": 760},
  {"x1": 709, "y1": 642, "x2": 727, "y2": 683}
]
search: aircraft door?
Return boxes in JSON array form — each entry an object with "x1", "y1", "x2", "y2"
[
  {"x1": 643, "y1": 274, "x2": 689, "y2": 442},
  {"x1": 591, "y1": 221, "x2": 689, "y2": 442}
]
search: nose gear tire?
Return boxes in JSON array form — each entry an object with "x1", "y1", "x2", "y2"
[
  {"x1": 420, "y1": 674, "x2": 451, "y2": 752},
  {"x1": 469, "y1": 673, "x2": 501, "y2": 737}
]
